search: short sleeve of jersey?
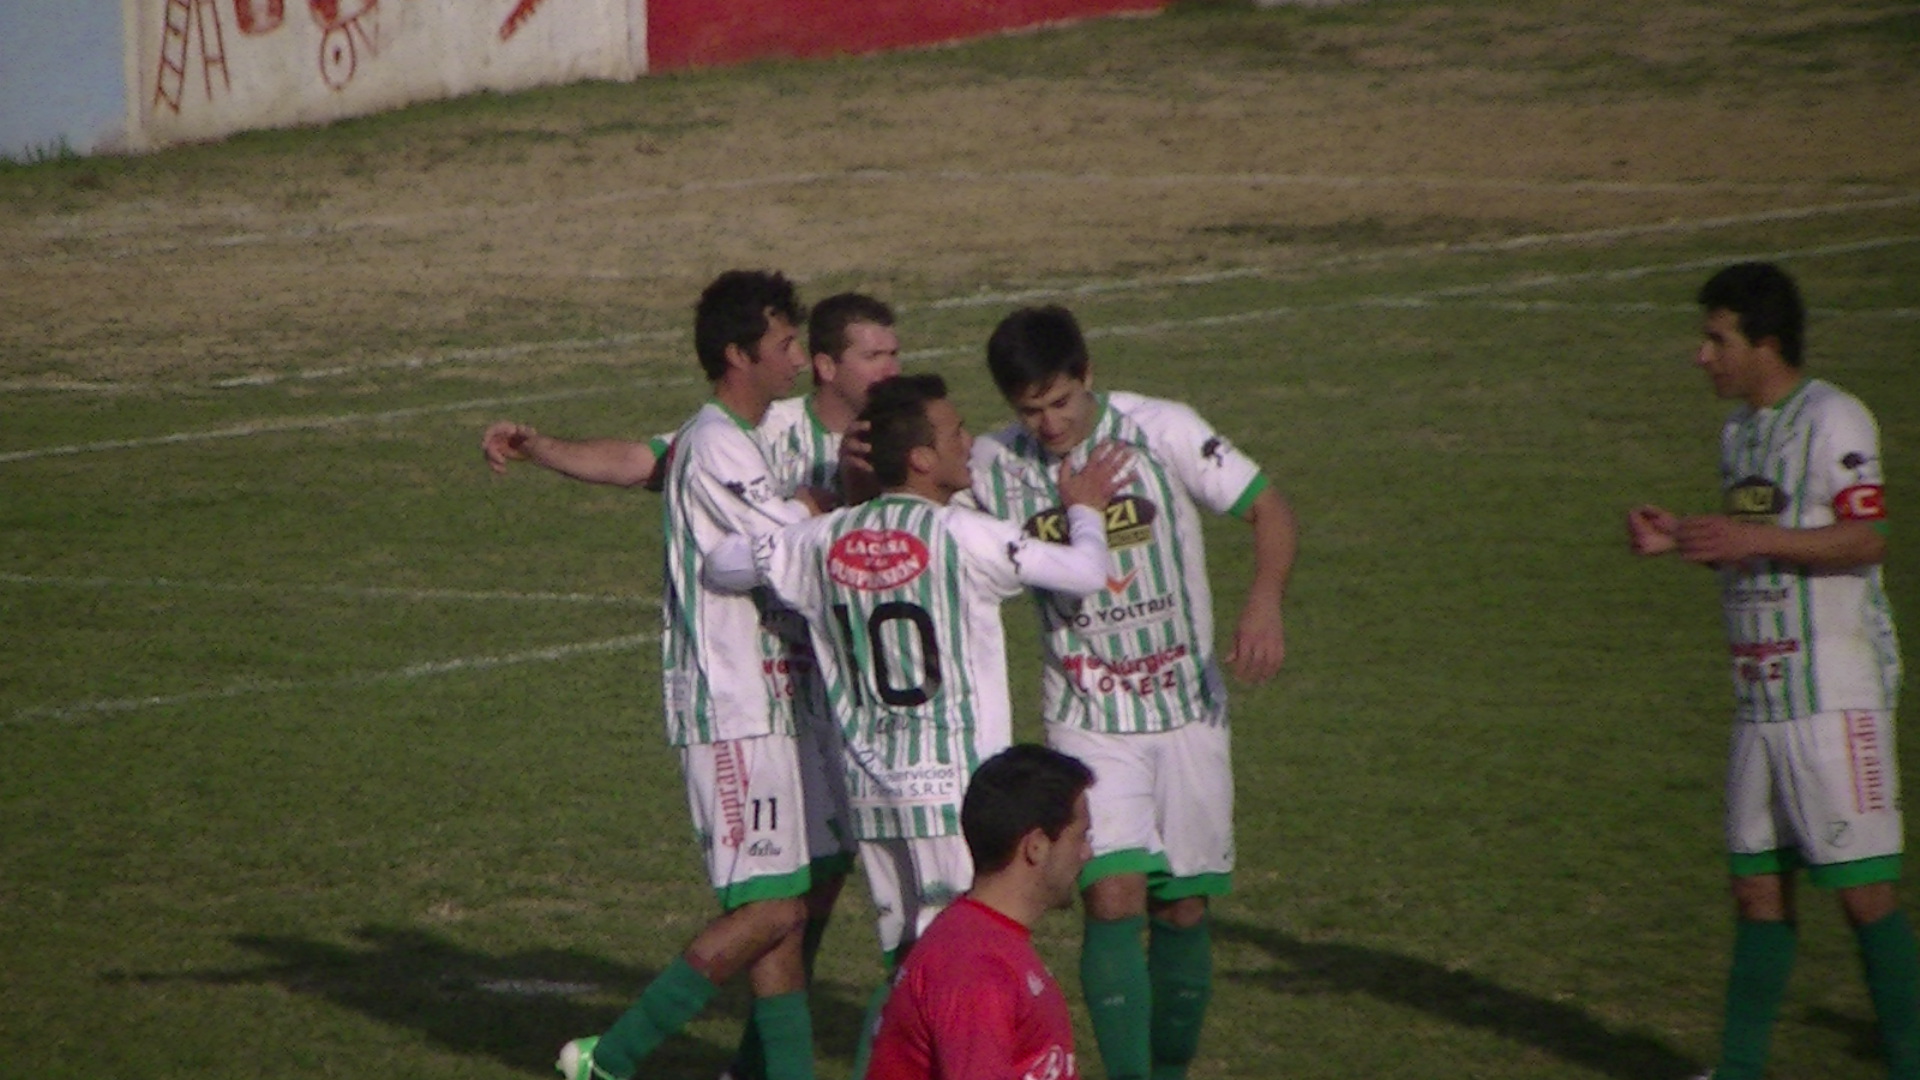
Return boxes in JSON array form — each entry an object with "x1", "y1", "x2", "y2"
[
  {"x1": 1124, "y1": 396, "x2": 1266, "y2": 517},
  {"x1": 944, "y1": 507, "x2": 1031, "y2": 601},
  {"x1": 1811, "y1": 391, "x2": 1888, "y2": 525},
  {"x1": 683, "y1": 422, "x2": 813, "y2": 537}
]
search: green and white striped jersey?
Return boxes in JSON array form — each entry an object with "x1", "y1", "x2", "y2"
[
  {"x1": 969, "y1": 391, "x2": 1268, "y2": 734},
  {"x1": 731, "y1": 494, "x2": 1110, "y2": 838},
  {"x1": 1717, "y1": 378, "x2": 1901, "y2": 721},
  {"x1": 760, "y1": 395, "x2": 844, "y2": 499},
  {"x1": 660, "y1": 401, "x2": 815, "y2": 746}
]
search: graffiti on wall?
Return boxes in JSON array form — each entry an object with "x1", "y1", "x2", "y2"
[{"x1": 152, "y1": 0, "x2": 561, "y2": 112}]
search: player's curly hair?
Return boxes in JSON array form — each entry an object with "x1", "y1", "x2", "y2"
[
  {"x1": 693, "y1": 270, "x2": 805, "y2": 382},
  {"x1": 962, "y1": 744, "x2": 1094, "y2": 875}
]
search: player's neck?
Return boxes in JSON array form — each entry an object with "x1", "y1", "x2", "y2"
[
  {"x1": 809, "y1": 388, "x2": 858, "y2": 434},
  {"x1": 712, "y1": 378, "x2": 774, "y2": 427},
  {"x1": 966, "y1": 877, "x2": 1043, "y2": 931},
  {"x1": 1746, "y1": 367, "x2": 1806, "y2": 410},
  {"x1": 892, "y1": 475, "x2": 953, "y2": 505}
]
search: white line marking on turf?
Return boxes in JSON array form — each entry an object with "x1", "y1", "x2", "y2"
[
  {"x1": 0, "y1": 573, "x2": 650, "y2": 606},
  {"x1": 9, "y1": 633, "x2": 657, "y2": 724},
  {"x1": 0, "y1": 379, "x2": 694, "y2": 464},
  {"x1": 5, "y1": 234, "x2": 1913, "y2": 464}
]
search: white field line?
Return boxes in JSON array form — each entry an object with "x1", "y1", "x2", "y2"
[
  {"x1": 13, "y1": 195, "x2": 1916, "y2": 399},
  {"x1": 8, "y1": 632, "x2": 658, "y2": 725},
  {"x1": 922, "y1": 194, "x2": 1920, "y2": 310},
  {"x1": 0, "y1": 379, "x2": 694, "y2": 464},
  {"x1": 5, "y1": 233, "x2": 1915, "y2": 465},
  {"x1": 0, "y1": 572, "x2": 649, "y2": 606},
  {"x1": 18, "y1": 169, "x2": 1914, "y2": 257}
]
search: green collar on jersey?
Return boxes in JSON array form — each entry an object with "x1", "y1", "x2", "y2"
[{"x1": 711, "y1": 398, "x2": 756, "y2": 432}]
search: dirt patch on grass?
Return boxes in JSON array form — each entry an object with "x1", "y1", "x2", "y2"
[{"x1": 3, "y1": 0, "x2": 1916, "y2": 382}]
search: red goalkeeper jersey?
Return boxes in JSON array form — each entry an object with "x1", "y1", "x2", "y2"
[{"x1": 866, "y1": 897, "x2": 1078, "y2": 1080}]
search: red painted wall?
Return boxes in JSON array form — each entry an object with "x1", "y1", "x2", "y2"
[{"x1": 647, "y1": 0, "x2": 1165, "y2": 71}]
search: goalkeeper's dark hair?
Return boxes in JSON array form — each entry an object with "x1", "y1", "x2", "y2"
[
  {"x1": 809, "y1": 292, "x2": 895, "y2": 363},
  {"x1": 963, "y1": 744, "x2": 1095, "y2": 874},
  {"x1": 859, "y1": 373, "x2": 948, "y2": 488}
]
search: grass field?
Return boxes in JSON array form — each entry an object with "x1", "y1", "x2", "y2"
[{"x1": 4, "y1": 1, "x2": 1919, "y2": 1077}]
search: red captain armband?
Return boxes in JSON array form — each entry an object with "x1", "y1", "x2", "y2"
[{"x1": 1834, "y1": 484, "x2": 1887, "y2": 522}]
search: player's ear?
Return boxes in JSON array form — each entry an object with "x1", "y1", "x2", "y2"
[
  {"x1": 723, "y1": 340, "x2": 753, "y2": 372},
  {"x1": 812, "y1": 351, "x2": 836, "y2": 385},
  {"x1": 1018, "y1": 826, "x2": 1049, "y2": 868},
  {"x1": 907, "y1": 443, "x2": 937, "y2": 477}
]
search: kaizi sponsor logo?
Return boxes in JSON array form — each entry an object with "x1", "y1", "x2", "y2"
[
  {"x1": 828, "y1": 529, "x2": 930, "y2": 590},
  {"x1": 1024, "y1": 495, "x2": 1158, "y2": 549}
]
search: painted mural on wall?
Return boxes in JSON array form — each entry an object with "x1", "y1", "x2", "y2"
[{"x1": 135, "y1": 0, "x2": 643, "y2": 145}]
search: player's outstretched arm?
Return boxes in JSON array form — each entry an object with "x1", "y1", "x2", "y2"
[
  {"x1": 479, "y1": 421, "x2": 660, "y2": 487},
  {"x1": 1674, "y1": 514, "x2": 1885, "y2": 571},
  {"x1": 1626, "y1": 504, "x2": 1679, "y2": 557},
  {"x1": 1227, "y1": 484, "x2": 1294, "y2": 684}
]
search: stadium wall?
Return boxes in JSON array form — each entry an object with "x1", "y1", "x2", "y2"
[{"x1": 0, "y1": 0, "x2": 1164, "y2": 160}]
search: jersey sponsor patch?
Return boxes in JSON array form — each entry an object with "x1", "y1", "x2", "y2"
[
  {"x1": 1725, "y1": 476, "x2": 1787, "y2": 521},
  {"x1": 827, "y1": 529, "x2": 931, "y2": 590},
  {"x1": 1024, "y1": 496, "x2": 1158, "y2": 549},
  {"x1": 722, "y1": 476, "x2": 778, "y2": 505},
  {"x1": 1020, "y1": 1045, "x2": 1072, "y2": 1080},
  {"x1": 1200, "y1": 435, "x2": 1232, "y2": 467},
  {"x1": 1834, "y1": 484, "x2": 1887, "y2": 521}
]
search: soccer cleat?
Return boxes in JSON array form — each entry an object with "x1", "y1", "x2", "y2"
[{"x1": 556, "y1": 1036, "x2": 618, "y2": 1080}]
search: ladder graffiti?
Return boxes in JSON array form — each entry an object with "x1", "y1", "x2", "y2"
[{"x1": 152, "y1": 0, "x2": 230, "y2": 113}]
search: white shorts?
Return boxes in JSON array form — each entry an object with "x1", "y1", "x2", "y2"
[
  {"x1": 1047, "y1": 718, "x2": 1234, "y2": 898},
  {"x1": 680, "y1": 734, "x2": 814, "y2": 909},
  {"x1": 1726, "y1": 710, "x2": 1904, "y2": 885},
  {"x1": 858, "y1": 835, "x2": 973, "y2": 957}
]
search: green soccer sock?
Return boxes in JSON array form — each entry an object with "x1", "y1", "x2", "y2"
[
  {"x1": 1147, "y1": 917, "x2": 1214, "y2": 1080},
  {"x1": 729, "y1": 915, "x2": 831, "y2": 1080},
  {"x1": 1717, "y1": 918, "x2": 1797, "y2": 1080},
  {"x1": 751, "y1": 991, "x2": 816, "y2": 1080},
  {"x1": 1082, "y1": 915, "x2": 1152, "y2": 1080},
  {"x1": 1857, "y1": 910, "x2": 1920, "y2": 1080},
  {"x1": 593, "y1": 956, "x2": 720, "y2": 1078}
]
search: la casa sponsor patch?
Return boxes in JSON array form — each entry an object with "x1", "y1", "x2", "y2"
[{"x1": 828, "y1": 529, "x2": 931, "y2": 590}]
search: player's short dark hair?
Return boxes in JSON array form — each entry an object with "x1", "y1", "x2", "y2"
[
  {"x1": 986, "y1": 305, "x2": 1092, "y2": 399},
  {"x1": 859, "y1": 373, "x2": 947, "y2": 488},
  {"x1": 1697, "y1": 262, "x2": 1805, "y2": 368},
  {"x1": 693, "y1": 270, "x2": 805, "y2": 382},
  {"x1": 809, "y1": 292, "x2": 895, "y2": 361},
  {"x1": 962, "y1": 744, "x2": 1094, "y2": 875}
]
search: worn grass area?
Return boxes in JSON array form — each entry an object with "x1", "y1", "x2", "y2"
[{"x1": 3, "y1": 1, "x2": 1919, "y2": 1078}]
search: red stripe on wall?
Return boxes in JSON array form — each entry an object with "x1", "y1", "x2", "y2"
[{"x1": 647, "y1": 0, "x2": 1165, "y2": 71}]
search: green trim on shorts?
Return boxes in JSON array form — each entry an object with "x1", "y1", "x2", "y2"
[
  {"x1": 811, "y1": 852, "x2": 855, "y2": 880},
  {"x1": 1729, "y1": 849, "x2": 1903, "y2": 888},
  {"x1": 1080, "y1": 848, "x2": 1170, "y2": 890},
  {"x1": 1809, "y1": 854, "x2": 1903, "y2": 889},
  {"x1": 1151, "y1": 870, "x2": 1232, "y2": 901},
  {"x1": 716, "y1": 864, "x2": 812, "y2": 911}
]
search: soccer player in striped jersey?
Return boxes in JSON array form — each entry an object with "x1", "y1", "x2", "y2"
[
  {"x1": 705, "y1": 372, "x2": 1125, "y2": 1072},
  {"x1": 483, "y1": 290, "x2": 901, "y2": 1080},
  {"x1": 968, "y1": 305, "x2": 1298, "y2": 1080},
  {"x1": 1628, "y1": 262, "x2": 1913, "y2": 1080}
]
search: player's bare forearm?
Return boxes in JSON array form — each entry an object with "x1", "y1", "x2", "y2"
[
  {"x1": 1229, "y1": 485, "x2": 1295, "y2": 682},
  {"x1": 1677, "y1": 514, "x2": 1885, "y2": 570},
  {"x1": 481, "y1": 423, "x2": 660, "y2": 488}
]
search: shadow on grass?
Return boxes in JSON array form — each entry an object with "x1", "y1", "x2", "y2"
[
  {"x1": 1213, "y1": 917, "x2": 1701, "y2": 1079},
  {"x1": 108, "y1": 923, "x2": 870, "y2": 1076}
]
